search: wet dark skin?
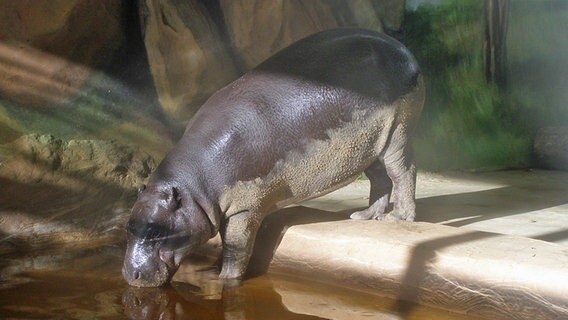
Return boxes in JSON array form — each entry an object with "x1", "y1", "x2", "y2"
[{"x1": 123, "y1": 28, "x2": 424, "y2": 287}]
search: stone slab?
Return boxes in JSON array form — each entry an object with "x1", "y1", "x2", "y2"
[{"x1": 266, "y1": 217, "x2": 568, "y2": 320}]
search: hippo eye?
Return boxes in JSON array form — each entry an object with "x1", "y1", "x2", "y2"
[
  {"x1": 125, "y1": 220, "x2": 141, "y2": 236},
  {"x1": 143, "y1": 224, "x2": 166, "y2": 240},
  {"x1": 126, "y1": 221, "x2": 168, "y2": 240}
]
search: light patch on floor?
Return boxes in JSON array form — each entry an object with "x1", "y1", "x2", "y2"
[{"x1": 300, "y1": 170, "x2": 568, "y2": 245}]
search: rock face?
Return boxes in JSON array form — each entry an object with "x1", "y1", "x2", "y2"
[
  {"x1": 220, "y1": 0, "x2": 404, "y2": 70},
  {"x1": 139, "y1": 0, "x2": 239, "y2": 120},
  {"x1": 534, "y1": 127, "x2": 568, "y2": 171},
  {"x1": 0, "y1": 0, "x2": 125, "y2": 107},
  {"x1": 0, "y1": 0, "x2": 174, "y2": 160},
  {"x1": 0, "y1": 134, "x2": 156, "y2": 254},
  {"x1": 0, "y1": 0, "x2": 406, "y2": 122},
  {"x1": 140, "y1": 0, "x2": 405, "y2": 121}
]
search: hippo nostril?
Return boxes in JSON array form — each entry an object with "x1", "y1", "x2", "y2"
[{"x1": 134, "y1": 271, "x2": 141, "y2": 280}]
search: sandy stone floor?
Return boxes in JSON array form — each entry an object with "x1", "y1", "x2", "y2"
[{"x1": 301, "y1": 169, "x2": 568, "y2": 245}]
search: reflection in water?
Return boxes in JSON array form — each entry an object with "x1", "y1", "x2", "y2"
[
  {"x1": 0, "y1": 246, "x2": 476, "y2": 320},
  {"x1": 122, "y1": 280, "x2": 327, "y2": 320},
  {"x1": 123, "y1": 259, "x2": 326, "y2": 320},
  {"x1": 123, "y1": 287, "x2": 178, "y2": 320}
]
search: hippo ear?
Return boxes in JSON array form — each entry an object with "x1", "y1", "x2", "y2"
[
  {"x1": 171, "y1": 187, "x2": 182, "y2": 209},
  {"x1": 137, "y1": 184, "x2": 146, "y2": 195}
]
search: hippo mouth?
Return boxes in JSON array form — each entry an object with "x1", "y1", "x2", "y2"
[
  {"x1": 123, "y1": 238, "x2": 194, "y2": 287},
  {"x1": 122, "y1": 244, "x2": 180, "y2": 287},
  {"x1": 122, "y1": 260, "x2": 173, "y2": 288}
]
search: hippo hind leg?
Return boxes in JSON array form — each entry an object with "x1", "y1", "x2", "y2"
[
  {"x1": 350, "y1": 159, "x2": 392, "y2": 220},
  {"x1": 382, "y1": 143, "x2": 417, "y2": 222}
]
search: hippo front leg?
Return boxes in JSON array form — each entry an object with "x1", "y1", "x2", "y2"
[{"x1": 219, "y1": 211, "x2": 261, "y2": 279}]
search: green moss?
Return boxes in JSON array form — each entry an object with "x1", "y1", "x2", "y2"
[
  {"x1": 404, "y1": 0, "x2": 533, "y2": 171},
  {"x1": 0, "y1": 74, "x2": 172, "y2": 159}
]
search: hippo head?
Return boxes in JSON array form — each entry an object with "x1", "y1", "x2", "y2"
[{"x1": 122, "y1": 185, "x2": 212, "y2": 287}]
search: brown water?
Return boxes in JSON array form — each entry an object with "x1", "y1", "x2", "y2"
[{"x1": 0, "y1": 246, "x2": 479, "y2": 320}]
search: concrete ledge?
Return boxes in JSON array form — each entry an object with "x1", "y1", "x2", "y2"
[
  {"x1": 194, "y1": 205, "x2": 568, "y2": 320},
  {"x1": 262, "y1": 214, "x2": 568, "y2": 319}
]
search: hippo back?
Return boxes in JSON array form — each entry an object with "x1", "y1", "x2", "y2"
[
  {"x1": 163, "y1": 28, "x2": 421, "y2": 198},
  {"x1": 256, "y1": 28, "x2": 420, "y2": 104}
]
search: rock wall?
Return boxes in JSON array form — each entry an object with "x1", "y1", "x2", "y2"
[
  {"x1": 0, "y1": 134, "x2": 156, "y2": 254},
  {"x1": 220, "y1": 0, "x2": 403, "y2": 70},
  {"x1": 0, "y1": 0, "x2": 174, "y2": 159},
  {"x1": 138, "y1": 0, "x2": 238, "y2": 120},
  {"x1": 0, "y1": 0, "x2": 125, "y2": 107},
  {"x1": 140, "y1": 0, "x2": 406, "y2": 120},
  {"x1": 0, "y1": 0, "x2": 406, "y2": 128},
  {"x1": 0, "y1": 1, "x2": 405, "y2": 251}
]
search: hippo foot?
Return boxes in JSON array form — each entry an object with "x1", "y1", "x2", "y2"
[
  {"x1": 350, "y1": 208, "x2": 385, "y2": 220},
  {"x1": 350, "y1": 199, "x2": 389, "y2": 220},
  {"x1": 350, "y1": 207, "x2": 415, "y2": 222},
  {"x1": 219, "y1": 263, "x2": 245, "y2": 280},
  {"x1": 382, "y1": 209, "x2": 415, "y2": 222},
  {"x1": 219, "y1": 275, "x2": 243, "y2": 288},
  {"x1": 219, "y1": 251, "x2": 248, "y2": 280}
]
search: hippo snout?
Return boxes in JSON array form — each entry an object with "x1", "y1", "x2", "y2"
[{"x1": 123, "y1": 242, "x2": 176, "y2": 287}]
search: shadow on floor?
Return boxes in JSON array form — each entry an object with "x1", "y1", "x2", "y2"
[{"x1": 246, "y1": 206, "x2": 353, "y2": 278}]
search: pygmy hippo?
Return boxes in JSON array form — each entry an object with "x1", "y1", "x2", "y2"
[{"x1": 123, "y1": 28, "x2": 425, "y2": 287}]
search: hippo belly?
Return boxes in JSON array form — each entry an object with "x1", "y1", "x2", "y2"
[{"x1": 219, "y1": 102, "x2": 398, "y2": 215}]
